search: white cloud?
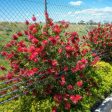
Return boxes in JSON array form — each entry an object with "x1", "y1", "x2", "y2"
[
  {"x1": 64, "y1": 7, "x2": 112, "y2": 22},
  {"x1": 69, "y1": 7, "x2": 112, "y2": 15},
  {"x1": 69, "y1": 1, "x2": 83, "y2": 6}
]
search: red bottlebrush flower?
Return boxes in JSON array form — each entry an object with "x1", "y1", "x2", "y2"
[
  {"x1": 17, "y1": 41, "x2": 26, "y2": 47},
  {"x1": 28, "y1": 45, "x2": 36, "y2": 53},
  {"x1": 32, "y1": 27, "x2": 38, "y2": 34},
  {"x1": 72, "y1": 58, "x2": 88, "y2": 72},
  {"x1": 92, "y1": 53, "x2": 97, "y2": 57},
  {"x1": 51, "y1": 60, "x2": 58, "y2": 66},
  {"x1": 33, "y1": 58, "x2": 38, "y2": 63},
  {"x1": 28, "y1": 34, "x2": 35, "y2": 40},
  {"x1": 29, "y1": 52, "x2": 38, "y2": 60},
  {"x1": 49, "y1": 37, "x2": 57, "y2": 45},
  {"x1": 70, "y1": 94, "x2": 82, "y2": 104},
  {"x1": 52, "y1": 107, "x2": 57, "y2": 112},
  {"x1": 63, "y1": 66, "x2": 68, "y2": 71},
  {"x1": 71, "y1": 67, "x2": 79, "y2": 73},
  {"x1": 60, "y1": 80, "x2": 66, "y2": 86},
  {"x1": 91, "y1": 56, "x2": 100, "y2": 65},
  {"x1": 12, "y1": 34, "x2": 18, "y2": 40},
  {"x1": 7, "y1": 53, "x2": 14, "y2": 59},
  {"x1": 6, "y1": 72, "x2": 14, "y2": 79},
  {"x1": 63, "y1": 94, "x2": 69, "y2": 101},
  {"x1": 76, "y1": 81, "x2": 83, "y2": 87},
  {"x1": 81, "y1": 49, "x2": 89, "y2": 56},
  {"x1": 1, "y1": 51, "x2": 7, "y2": 56},
  {"x1": 58, "y1": 48, "x2": 62, "y2": 54},
  {"x1": 18, "y1": 47, "x2": 28, "y2": 52},
  {"x1": 55, "y1": 36, "x2": 60, "y2": 40},
  {"x1": 27, "y1": 68, "x2": 38, "y2": 77},
  {"x1": 29, "y1": 24, "x2": 35, "y2": 31},
  {"x1": 11, "y1": 63, "x2": 19, "y2": 71},
  {"x1": 65, "y1": 102, "x2": 71, "y2": 110},
  {"x1": 67, "y1": 84, "x2": 74, "y2": 90},
  {"x1": 81, "y1": 58, "x2": 88, "y2": 64},
  {"x1": 79, "y1": 74, "x2": 84, "y2": 78},
  {"x1": 42, "y1": 31, "x2": 48, "y2": 36},
  {"x1": 42, "y1": 40, "x2": 48, "y2": 46},
  {"x1": 17, "y1": 32, "x2": 23, "y2": 36},
  {"x1": 53, "y1": 25, "x2": 61, "y2": 34},
  {"x1": 5, "y1": 43, "x2": 12, "y2": 48},
  {"x1": 25, "y1": 20, "x2": 29, "y2": 25},
  {"x1": 32, "y1": 68, "x2": 38, "y2": 73},
  {"x1": 24, "y1": 30, "x2": 28, "y2": 35},
  {"x1": 0, "y1": 66, "x2": 6, "y2": 71},
  {"x1": 65, "y1": 45, "x2": 74, "y2": 52},
  {"x1": 60, "y1": 75, "x2": 66, "y2": 86},
  {"x1": 32, "y1": 15, "x2": 36, "y2": 21},
  {"x1": 61, "y1": 75, "x2": 65, "y2": 81},
  {"x1": 31, "y1": 38, "x2": 39, "y2": 44},
  {"x1": 53, "y1": 94, "x2": 62, "y2": 103},
  {"x1": 71, "y1": 32, "x2": 78, "y2": 37}
]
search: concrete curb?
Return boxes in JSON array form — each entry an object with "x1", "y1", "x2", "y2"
[{"x1": 95, "y1": 94, "x2": 112, "y2": 112}]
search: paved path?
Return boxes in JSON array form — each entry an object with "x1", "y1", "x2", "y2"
[{"x1": 95, "y1": 94, "x2": 112, "y2": 112}]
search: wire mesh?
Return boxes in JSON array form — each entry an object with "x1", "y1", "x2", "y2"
[
  {"x1": 0, "y1": 0, "x2": 111, "y2": 111},
  {"x1": 0, "y1": 0, "x2": 46, "y2": 111}
]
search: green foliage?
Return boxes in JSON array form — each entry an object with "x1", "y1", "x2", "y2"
[
  {"x1": 1, "y1": 61, "x2": 110, "y2": 112},
  {"x1": 13, "y1": 96, "x2": 54, "y2": 112},
  {"x1": 81, "y1": 61, "x2": 112, "y2": 111},
  {"x1": 0, "y1": 38, "x2": 111, "y2": 111},
  {"x1": 95, "y1": 61, "x2": 112, "y2": 94}
]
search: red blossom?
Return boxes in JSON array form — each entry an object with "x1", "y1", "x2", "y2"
[
  {"x1": 29, "y1": 24, "x2": 35, "y2": 31},
  {"x1": 70, "y1": 94, "x2": 82, "y2": 104},
  {"x1": 31, "y1": 38, "x2": 39, "y2": 44},
  {"x1": 67, "y1": 85, "x2": 74, "y2": 90},
  {"x1": 91, "y1": 56, "x2": 100, "y2": 65},
  {"x1": 32, "y1": 27, "x2": 38, "y2": 34},
  {"x1": 6, "y1": 72, "x2": 14, "y2": 79},
  {"x1": 65, "y1": 45, "x2": 74, "y2": 52},
  {"x1": 60, "y1": 75, "x2": 66, "y2": 86},
  {"x1": 25, "y1": 20, "x2": 29, "y2": 25},
  {"x1": 53, "y1": 25, "x2": 61, "y2": 34},
  {"x1": 52, "y1": 107, "x2": 57, "y2": 112},
  {"x1": 27, "y1": 68, "x2": 38, "y2": 77},
  {"x1": 49, "y1": 37, "x2": 57, "y2": 45},
  {"x1": 17, "y1": 32, "x2": 23, "y2": 36},
  {"x1": 0, "y1": 66, "x2": 6, "y2": 71},
  {"x1": 32, "y1": 15, "x2": 36, "y2": 21},
  {"x1": 42, "y1": 40, "x2": 48, "y2": 46},
  {"x1": 65, "y1": 102, "x2": 71, "y2": 110},
  {"x1": 76, "y1": 81, "x2": 83, "y2": 87},
  {"x1": 12, "y1": 34, "x2": 18, "y2": 40},
  {"x1": 58, "y1": 48, "x2": 62, "y2": 54},
  {"x1": 53, "y1": 94, "x2": 62, "y2": 103},
  {"x1": 51, "y1": 60, "x2": 58, "y2": 67}
]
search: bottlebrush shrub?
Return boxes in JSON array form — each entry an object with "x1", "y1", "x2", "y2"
[
  {"x1": 1, "y1": 13, "x2": 100, "y2": 111},
  {"x1": 83, "y1": 24, "x2": 112, "y2": 61}
]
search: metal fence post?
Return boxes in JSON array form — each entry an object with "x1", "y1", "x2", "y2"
[{"x1": 44, "y1": 0, "x2": 48, "y2": 24}]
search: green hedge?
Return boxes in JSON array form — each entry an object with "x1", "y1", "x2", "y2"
[{"x1": 0, "y1": 61, "x2": 112, "y2": 112}]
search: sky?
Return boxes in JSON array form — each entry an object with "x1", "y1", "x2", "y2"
[{"x1": 0, "y1": 0, "x2": 112, "y2": 23}]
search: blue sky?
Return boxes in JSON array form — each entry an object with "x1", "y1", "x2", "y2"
[{"x1": 0, "y1": 0, "x2": 112, "y2": 23}]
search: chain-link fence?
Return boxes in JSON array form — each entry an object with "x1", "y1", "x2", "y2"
[{"x1": 0, "y1": 0, "x2": 112, "y2": 112}]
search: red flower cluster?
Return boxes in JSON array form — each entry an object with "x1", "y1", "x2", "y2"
[
  {"x1": 70, "y1": 94, "x2": 82, "y2": 104},
  {"x1": 1, "y1": 14, "x2": 100, "y2": 111},
  {"x1": 71, "y1": 58, "x2": 88, "y2": 73},
  {"x1": 86, "y1": 24, "x2": 112, "y2": 61}
]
